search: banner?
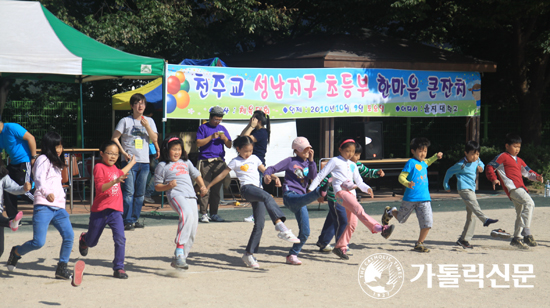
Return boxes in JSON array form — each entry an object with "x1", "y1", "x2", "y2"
[{"x1": 164, "y1": 64, "x2": 481, "y2": 119}]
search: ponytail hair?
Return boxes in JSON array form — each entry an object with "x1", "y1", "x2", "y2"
[
  {"x1": 41, "y1": 131, "x2": 65, "y2": 169},
  {"x1": 233, "y1": 135, "x2": 254, "y2": 150},
  {"x1": 160, "y1": 135, "x2": 188, "y2": 163},
  {"x1": 253, "y1": 110, "x2": 270, "y2": 144}
]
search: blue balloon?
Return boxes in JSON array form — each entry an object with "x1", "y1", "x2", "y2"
[{"x1": 167, "y1": 94, "x2": 177, "y2": 113}]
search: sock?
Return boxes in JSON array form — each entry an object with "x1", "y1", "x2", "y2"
[
  {"x1": 275, "y1": 221, "x2": 288, "y2": 232},
  {"x1": 521, "y1": 228, "x2": 531, "y2": 236},
  {"x1": 388, "y1": 207, "x2": 397, "y2": 218},
  {"x1": 175, "y1": 245, "x2": 184, "y2": 257},
  {"x1": 374, "y1": 224, "x2": 383, "y2": 233}
]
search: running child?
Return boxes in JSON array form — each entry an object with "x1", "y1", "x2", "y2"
[
  {"x1": 486, "y1": 133, "x2": 543, "y2": 249},
  {"x1": 263, "y1": 137, "x2": 329, "y2": 265},
  {"x1": 202, "y1": 136, "x2": 300, "y2": 269},
  {"x1": 382, "y1": 137, "x2": 442, "y2": 253},
  {"x1": 309, "y1": 139, "x2": 394, "y2": 260},
  {"x1": 0, "y1": 159, "x2": 30, "y2": 259},
  {"x1": 78, "y1": 141, "x2": 136, "y2": 279},
  {"x1": 155, "y1": 136, "x2": 208, "y2": 269},
  {"x1": 316, "y1": 142, "x2": 385, "y2": 253},
  {"x1": 443, "y1": 140, "x2": 498, "y2": 249},
  {"x1": 7, "y1": 132, "x2": 85, "y2": 286}
]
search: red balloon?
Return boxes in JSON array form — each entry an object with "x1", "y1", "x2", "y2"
[{"x1": 167, "y1": 76, "x2": 181, "y2": 95}]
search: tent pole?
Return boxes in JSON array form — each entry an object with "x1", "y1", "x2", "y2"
[
  {"x1": 406, "y1": 117, "x2": 411, "y2": 156},
  {"x1": 161, "y1": 61, "x2": 167, "y2": 209},
  {"x1": 79, "y1": 79, "x2": 84, "y2": 148}
]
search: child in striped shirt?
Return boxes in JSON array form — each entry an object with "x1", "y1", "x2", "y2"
[{"x1": 316, "y1": 143, "x2": 384, "y2": 252}]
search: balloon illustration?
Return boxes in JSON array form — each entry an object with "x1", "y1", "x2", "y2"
[
  {"x1": 180, "y1": 79, "x2": 190, "y2": 92},
  {"x1": 175, "y1": 71, "x2": 186, "y2": 83},
  {"x1": 167, "y1": 76, "x2": 181, "y2": 95},
  {"x1": 166, "y1": 94, "x2": 177, "y2": 113},
  {"x1": 175, "y1": 90, "x2": 190, "y2": 109}
]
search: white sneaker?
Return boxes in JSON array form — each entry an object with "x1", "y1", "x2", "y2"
[
  {"x1": 199, "y1": 214, "x2": 209, "y2": 223},
  {"x1": 241, "y1": 253, "x2": 260, "y2": 269},
  {"x1": 277, "y1": 229, "x2": 300, "y2": 243},
  {"x1": 286, "y1": 255, "x2": 302, "y2": 265},
  {"x1": 243, "y1": 215, "x2": 254, "y2": 222}
]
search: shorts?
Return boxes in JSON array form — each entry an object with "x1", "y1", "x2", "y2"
[{"x1": 396, "y1": 200, "x2": 433, "y2": 229}]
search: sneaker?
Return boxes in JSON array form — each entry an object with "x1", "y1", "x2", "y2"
[
  {"x1": 381, "y1": 206, "x2": 393, "y2": 226},
  {"x1": 199, "y1": 214, "x2": 210, "y2": 223},
  {"x1": 413, "y1": 242, "x2": 430, "y2": 253},
  {"x1": 332, "y1": 247, "x2": 349, "y2": 260},
  {"x1": 143, "y1": 196, "x2": 155, "y2": 204},
  {"x1": 483, "y1": 218, "x2": 499, "y2": 227},
  {"x1": 341, "y1": 180, "x2": 357, "y2": 191},
  {"x1": 134, "y1": 221, "x2": 145, "y2": 228},
  {"x1": 277, "y1": 230, "x2": 300, "y2": 243},
  {"x1": 9, "y1": 211, "x2": 23, "y2": 231},
  {"x1": 523, "y1": 235, "x2": 537, "y2": 247},
  {"x1": 124, "y1": 223, "x2": 135, "y2": 231},
  {"x1": 510, "y1": 237, "x2": 529, "y2": 250},
  {"x1": 316, "y1": 241, "x2": 333, "y2": 253},
  {"x1": 286, "y1": 255, "x2": 302, "y2": 265},
  {"x1": 241, "y1": 253, "x2": 260, "y2": 269},
  {"x1": 79, "y1": 232, "x2": 89, "y2": 256},
  {"x1": 456, "y1": 239, "x2": 473, "y2": 249},
  {"x1": 71, "y1": 260, "x2": 85, "y2": 287},
  {"x1": 491, "y1": 228, "x2": 511, "y2": 239},
  {"x1": 381, "y1": 224, "x2": 395, "y2": 239},
  {"x1": 55, "y1": 262, "x2": 72, "y2": 280},
  {"x1": 113, "y1": 269, "x2": 129, "y2": 279},
  {"x1": 243, "y1": 215, "x2": 254, "y2": 223},
  {"x1": 346, "y1": 246, "x2": 353, "y2": 256},
  {"x1": 171, "y1": 255, "x2": 189, "y2": 270},
  {"x1": 210, "y1": 214, "x2": 225, "y2": 222},
  {"x1": 318, "y1": 178, "x2": 332, "y2": 197},
  {"x1": 6, "y1": 246, "x2": 21, "y2": 271}
]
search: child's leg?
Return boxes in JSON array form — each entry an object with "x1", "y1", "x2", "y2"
[
  {"x1": 460, "y1": 205, "x2": 475, "y2": 242},
  {"x1": 334, "y1": 201, "x2": 349, "y2": 243},
  {"x1": 16, "y1": 205, "x2": 55, "y2": 257},
  {"x1": 335, "y1": 208, "x2": 357, "y2": 250},
  {"x1": 241, "y1": 185, "x2": 285, "y2": 225},
  {"x1": 50, "y1": 208, "x2": 74, "y2": 264},
  {"x1": 418, "y1": 228, "x2": 430, "y2": 243},
  {"x1": 245, "y1": 202, "x2": 266, "y2": 254},
  {"x1": 335, "y1": 191, "x2": 381, "y2": 233},
  {"x1": 458, "y1": 189, "x2": 488, "y2": 223},
  {"x1": 83, "y1": 211, "x2": 109, "y2": 248},
  {"x1": 288, "y1": 205, "x2": 310, "y2": 256},
  {"x1": 0, "y1": 227, "x2": 4, "y2": 258},
  {"x1": 414, "y1": 202, "x2": 433, "y2": 243},
  {"x1": 106, "y1": 211, "x2": 126, "y2": 271},
  {"x1": 509, "y1": 188, "x2": 535, "y2": 237},
  {"x1": 169, "y1": 196, "x2": 198, "y2": 258},
  {"x1": 317, "y1": 199, "x2": 337, "y2": 247},
  {"x1": 283, "y1": 189, "x2": 321, "y2": 213}
]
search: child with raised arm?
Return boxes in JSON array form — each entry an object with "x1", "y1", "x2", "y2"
[
  {"x1": 7, "y1": 132, "x2": 84, "y2": 286},
  {"x1": 309, "y1": 139, "x2": 394, "y2": 260},
  {"x1": 262, "y1": 137, "x2": 329, "y2": 265},
  {"x1": 78, "y1": 141, "x2": 136, "y2": 279},
  {"x1": 202, "y1": 136, "x2": 299, "y2": 269},
  {"x1": 155, "y1": 136, "x2": 208, "y2": 270},
  {"x1": 443, "y1": 141, "x2": 498, "y2": 249},
  {"x1": 486, "y1": 133, "x2": 543, "y2": 249},
  {"x1": 382, "y1": 137, "x2": 442, "y2": 253},
  {"x1": 316, "y1": 142, "x2": 384, "y2": 253}
]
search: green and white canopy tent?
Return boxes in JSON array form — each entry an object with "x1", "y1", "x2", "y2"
[{"x1": 0, "y1": 0, "x2": 165, "y2": 146}]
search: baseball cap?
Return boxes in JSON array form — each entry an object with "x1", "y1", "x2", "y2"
[
  {"x1": 210, "y1": 106, "x2": 224, "y2": 116},
  {"x1": 292, "y1": 137, "x2": 311, "y2": 152}
]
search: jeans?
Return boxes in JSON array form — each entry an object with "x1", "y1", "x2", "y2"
[
  {"x1": 240, "y1": 184, "x2": 286, "y2": 254},
  {"x1": 317, "y1": 199, "x2": 348, "y2": 248},
  {"x1": 83, "y1": 209, "x2": 126, "y2": 270},
  {"x1": 283, "y1": 187, "x2": 321, "y2": 256},
  {"x1": 121, "y1": 162, "x2": 149, "y2": 225},
  {"x1": 17, "y1": 205, "x2": 74, "y2": 263}
]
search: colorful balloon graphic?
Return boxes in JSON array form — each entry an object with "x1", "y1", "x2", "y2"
[
  {"x1": 180, "y1": 79, "x2": 190, "y2": 92},
  {"x1": 166, "y1": 94, "x2": 177, "y2": 113},
  {"x1": 167, "y1": 76, "x2": 181, "y2": 95},
  {"x1": 175, "y1": 71, "x2": 186, "y2": 83},
  {"x1": 175, "y1": 90, "x2": 190, "y2": 109}
]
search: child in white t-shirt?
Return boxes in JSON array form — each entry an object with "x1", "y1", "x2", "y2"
[{"x1": 203, "y1": 136, "x2": 299, "y2": 269}]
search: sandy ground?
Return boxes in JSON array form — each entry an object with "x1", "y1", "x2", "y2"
[{"x1": 1, "y1": 205, "x2": 549, "y2": 308}]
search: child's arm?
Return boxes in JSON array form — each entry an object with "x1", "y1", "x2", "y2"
[
  {"x1": 102, "y1": 173, "x2": 128, "y2": 193},
  {"x1": 424, "y1": 152, "x2": 443, "y2": 166},
  {"x1": 33, "y1": 156, "x2": 56, "y2": 201},
  {"x1": 203, "y1": 167, "x2": 231, "y2": 195},
  {"x1": 153, "y1": 141, "x2": 160, "y2": 159},
  {"x1": 352, "y1": 166, "x2": 373, "y2": 198},
  {"x1": 486, "y1": 155, "x2": 501, "y2": 190},
  {"x1": 1, "y1": 176, "x2": 31, "y2": 195},
  {"x1": 443, "y1": 162, "x2": 462, "y2": 192},
  {"x1": 308, "y1": 158, "x2": 336, "y2": 191},
  {"x1": 120, "y1": 155, "x2": 136, "y2": 175},
  {"x1": 155, "y1": 180, "x2": 177, "y2": 192},
  {"x1": 398, "y1": 172, "x2": 414, "y2": 189},
  {"x1": 357, "y1": 163, "x2": 382, "y2": 179},
  {"x1": 519, "y1": 159, "x2": 543, "y2": 182},
  {"x1": 477, "y1": 159, "x2": 485, "y2": 173},
  {"x1": 263, "y1": 157, "x2": 291, "y2": 178}
]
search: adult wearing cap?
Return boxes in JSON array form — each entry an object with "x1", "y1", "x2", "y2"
[
  {"x1": 196, "y1": 106, "x2": 232, "y2": 223},
  {"x1": 112, "y1": 93, "x2": 158, "y2": 230}
]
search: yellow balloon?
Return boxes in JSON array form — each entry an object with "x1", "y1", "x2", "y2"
[
  {"x1": 175, "y1": 90, "x2": 190, "y2": 109},
  {"x1": 175, "y1": 71, "x2": 186, "y2": 83}
]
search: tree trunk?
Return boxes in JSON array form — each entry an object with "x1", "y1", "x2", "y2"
[{"x1": 519, "y1": 92, "x2": 542, "y2": 145}]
